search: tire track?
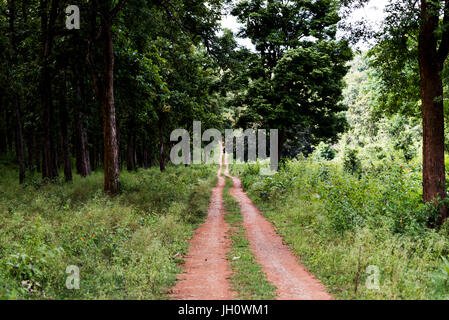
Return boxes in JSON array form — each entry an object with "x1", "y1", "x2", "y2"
[
  {"x1": 223, "y1": 156, "x2": 333, "y2": 300},
  {"x1": 170, "y1": 149, "x2": 235, "y2": 300}
]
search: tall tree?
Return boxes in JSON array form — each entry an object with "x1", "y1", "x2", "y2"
[
  {"x1": 232, "y1": 0, "x2": 351, "y2": 159},
  {"x1": 40, "y1": 0, "x2": 59, "y2": 180},
  {"x1": 7, "y1": 0, "x2": 26, "y2": 183},
  {"x1": 88, "y1": 0, "x2": 126, "y2": 194},
  {"x1": 418, "y1": 0, "x2": 449, "y2": 224},
  {"x1": 353, "y1": 0, "x2": 449, "y2": 225}
]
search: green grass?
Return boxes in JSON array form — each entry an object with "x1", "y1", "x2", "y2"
[
  {"x1": 0, "y1": 161, "x2": 217, "y2": 299},
  {"x1": 222, "y1": 174, "x2": 276, "y2": 300},
  {"x1": 230, "y1": 159, "x2": 449, "y2": 300}
]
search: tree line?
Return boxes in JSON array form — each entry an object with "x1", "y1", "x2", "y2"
[
  {"x1": 2, "y1": 0, "x2": 448, "y2": 226},
  {"x1": 0, "y1": 0, "x2": 230, "y2": 194}
]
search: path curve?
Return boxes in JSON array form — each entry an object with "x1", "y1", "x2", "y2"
[
  {"x1": 224, "y1": 155, "x2": 333, "y2": 300},
  {"x1": 170, "y1": 148, "x2": 235, "y2": 300}
]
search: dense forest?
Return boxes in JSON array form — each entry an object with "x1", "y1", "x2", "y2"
[{"x1": 2, "y1": 0, "x2": 449, "y2": 301}]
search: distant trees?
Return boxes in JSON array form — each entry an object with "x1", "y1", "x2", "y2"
[{"x1": 231, "y1": 0, "x2": 352, "y2": 159}]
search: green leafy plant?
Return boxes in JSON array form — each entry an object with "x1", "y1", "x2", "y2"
[{"x1": 430, "y1": 257, "x2": 449, "y2": 299}]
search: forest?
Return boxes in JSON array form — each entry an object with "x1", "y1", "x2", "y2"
[{"x1": 1, "y1": 0, "x2": 449, "y2": 301}]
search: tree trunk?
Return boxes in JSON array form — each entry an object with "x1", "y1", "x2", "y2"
[
  {"x1": 75, "y1": 111, "x2": 91, "y2": 177},
  {"x1": 73, "y1": 78, "x2": 91, "y2": 177},
  {"x1": 159, "y1": 120, "x2": 166, "y2": 172},
  {"x1": 59, "y1": 72, "x2": 72, "y2": 182},
  {"x1": 8, "y1": 0, "x2": 26, "y2": 183},
  {"x1": 40, "y1": 0, "x2": 58, "y2": 180},
  {"x1": 101, "y1": 18, "x2": 120, "y2": 194},
  {"x1": 14, "y1": 95, "x2": 26, "y2": 184},
  {"x1": 419, "y1": 0, "x2": 448, "y2": 225},
  {"x1": 127, "y1": 116, "x2": 136, "y2": 171},
  {"x1": 420, "y1": 70, "x2": 446, "y2": 221},
  {"x1": 143, "y1": 139, "x2": 149, "y2": 169}
]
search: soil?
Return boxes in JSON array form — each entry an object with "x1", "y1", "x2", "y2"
[{"x1": 170, "y1": 151, "x2": 332, "y2": 300}]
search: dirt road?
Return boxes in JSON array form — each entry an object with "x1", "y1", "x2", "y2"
[
  {"x1": 223, "y1": 155, "x2": 332, "y2": 300},
  {"x1": 170, "y1": 148, "x2": 235, "y2": 300},
  {"x1": 171, "y1": 151, "x2": 332, "y2": 300}
]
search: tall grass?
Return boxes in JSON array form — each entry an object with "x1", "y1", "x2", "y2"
[
  {"x1": 231, "y1": 159, "x2": 449, "y2": 299},
  {"x1": 0, "y1": 162, "x2": 217, "y2": 299}
]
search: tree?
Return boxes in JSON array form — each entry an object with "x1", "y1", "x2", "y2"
[
  {"x1": 39, "y1": 0, "x2": 60, "y2": 180},
  {"x1": 0, "y1": 0, "x2": 233, "y2": 190},
  {"x1": 352, "y1": 0, "x2": 449, "y2": 225},
  {"x1": 88, "y1": 0, "x2": 126, "y2": 194},
  {"x1": 418, "y1": 0, "x2": 449, "y2": 224},
  {"x1": 232, "y1": 0, "x2": 352, "y2": 159},
  {"x1": 6, "y1": 0, "x2": 26, "y2": 183}
]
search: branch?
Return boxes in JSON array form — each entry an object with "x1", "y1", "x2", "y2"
[
  {"x1": 111, "y1": 0, "x2": 127, "y2": 18},
  {"x1": 156, "y1": 0, "x2": 191, "y2": 35},
  {"x1": 87, "y1": 0, "x2": 103, "y2": 98}
]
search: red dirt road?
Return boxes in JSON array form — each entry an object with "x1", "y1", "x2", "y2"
[
  {"x1": 224, "y1": 155, "x2": 332, "y2": 300},
  {"x1": 171, "y1": 149, "x2": 332, "y2": 300},
  {"x1": 170, "y1": 149, "x2": 235, "y2": 300}
]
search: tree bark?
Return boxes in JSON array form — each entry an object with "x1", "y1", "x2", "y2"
[
  {"x1": 101, "y1": 18, "x2": 120, "y2": 193},
  {"x1": 143, "y1": 138, "x2": 149, "y2": 169},
  {"x1": 59, "y1": 71, "x2": 72, "y2": 182},
  {"x1": 88, "y1": 1, "x2": 126, "y2": 194},
  {"x1": 73, "y1": 77, "x2": 91, "y2": 177},
  {"x1": 8, "y1": 0, "x2": 26, "y2": 184},
  {"x1": 8, "y1": 0, "x2": 26, "y2": 183},
  {"x1": 40, "y1": 0, "x2": 59, "y2": 180},
  {"x1": 75, "y1": 111, "x2": 91, "y2": 177},
  {"x1": 419, "y1": 0, "x2": 449, "y2": 225},
  {"x1": 159, "y1": 120, "x2": 166, "y2": 172},
  {"x1": 14, "y1": 95, "x2": 26, "y2": 184}
]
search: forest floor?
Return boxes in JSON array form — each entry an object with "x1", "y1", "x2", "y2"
[{"x1": 170, "y1": 151, "x2": 332, "y2": 300}]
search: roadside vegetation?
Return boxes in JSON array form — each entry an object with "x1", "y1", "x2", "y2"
[
  {"x1": 231, "y1": 159, "x2": 449, "y2": 299},
  {"x1": 0, "y1": 161, "x2": 216, "y2": 299},
  {"x1": 227, "y1": 53, "x2": 449, "y2": 300}
]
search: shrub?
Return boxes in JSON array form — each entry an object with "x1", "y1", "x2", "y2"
[{"x1": 343, "y1": 148, "x2": 361, "y2": 174}]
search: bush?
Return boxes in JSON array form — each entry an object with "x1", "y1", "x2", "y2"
[
  {"x1": 313, "y1": 142, "x2": 336, "y2": 161},
  {"x1": 343, "y1": 148, "x2": 361, "y2": 174}
]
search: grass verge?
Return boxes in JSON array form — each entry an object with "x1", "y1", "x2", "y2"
[
  {"x1": 230, "y1": 160, "x2": 449, "y2": 300},
  {"x1": 222, "y1": 174, "x2": 276, "y2": 300}
]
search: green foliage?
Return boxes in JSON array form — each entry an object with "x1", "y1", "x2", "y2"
[
  {"x1": 429, "y1": 256, "x2": 449, "y2": 299},
  {"x1": 231, "y1": 0, "x2": 352, "y2": 157},
  {"x1": 339, "y1": 54, "x2": 422, "y2": 167},
  {"x1": 342, "y1": 148, "x2": 361, "y2": 174},
  {"x1": 313, "y1": 142, "x2": 336, "y2": 161}
]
